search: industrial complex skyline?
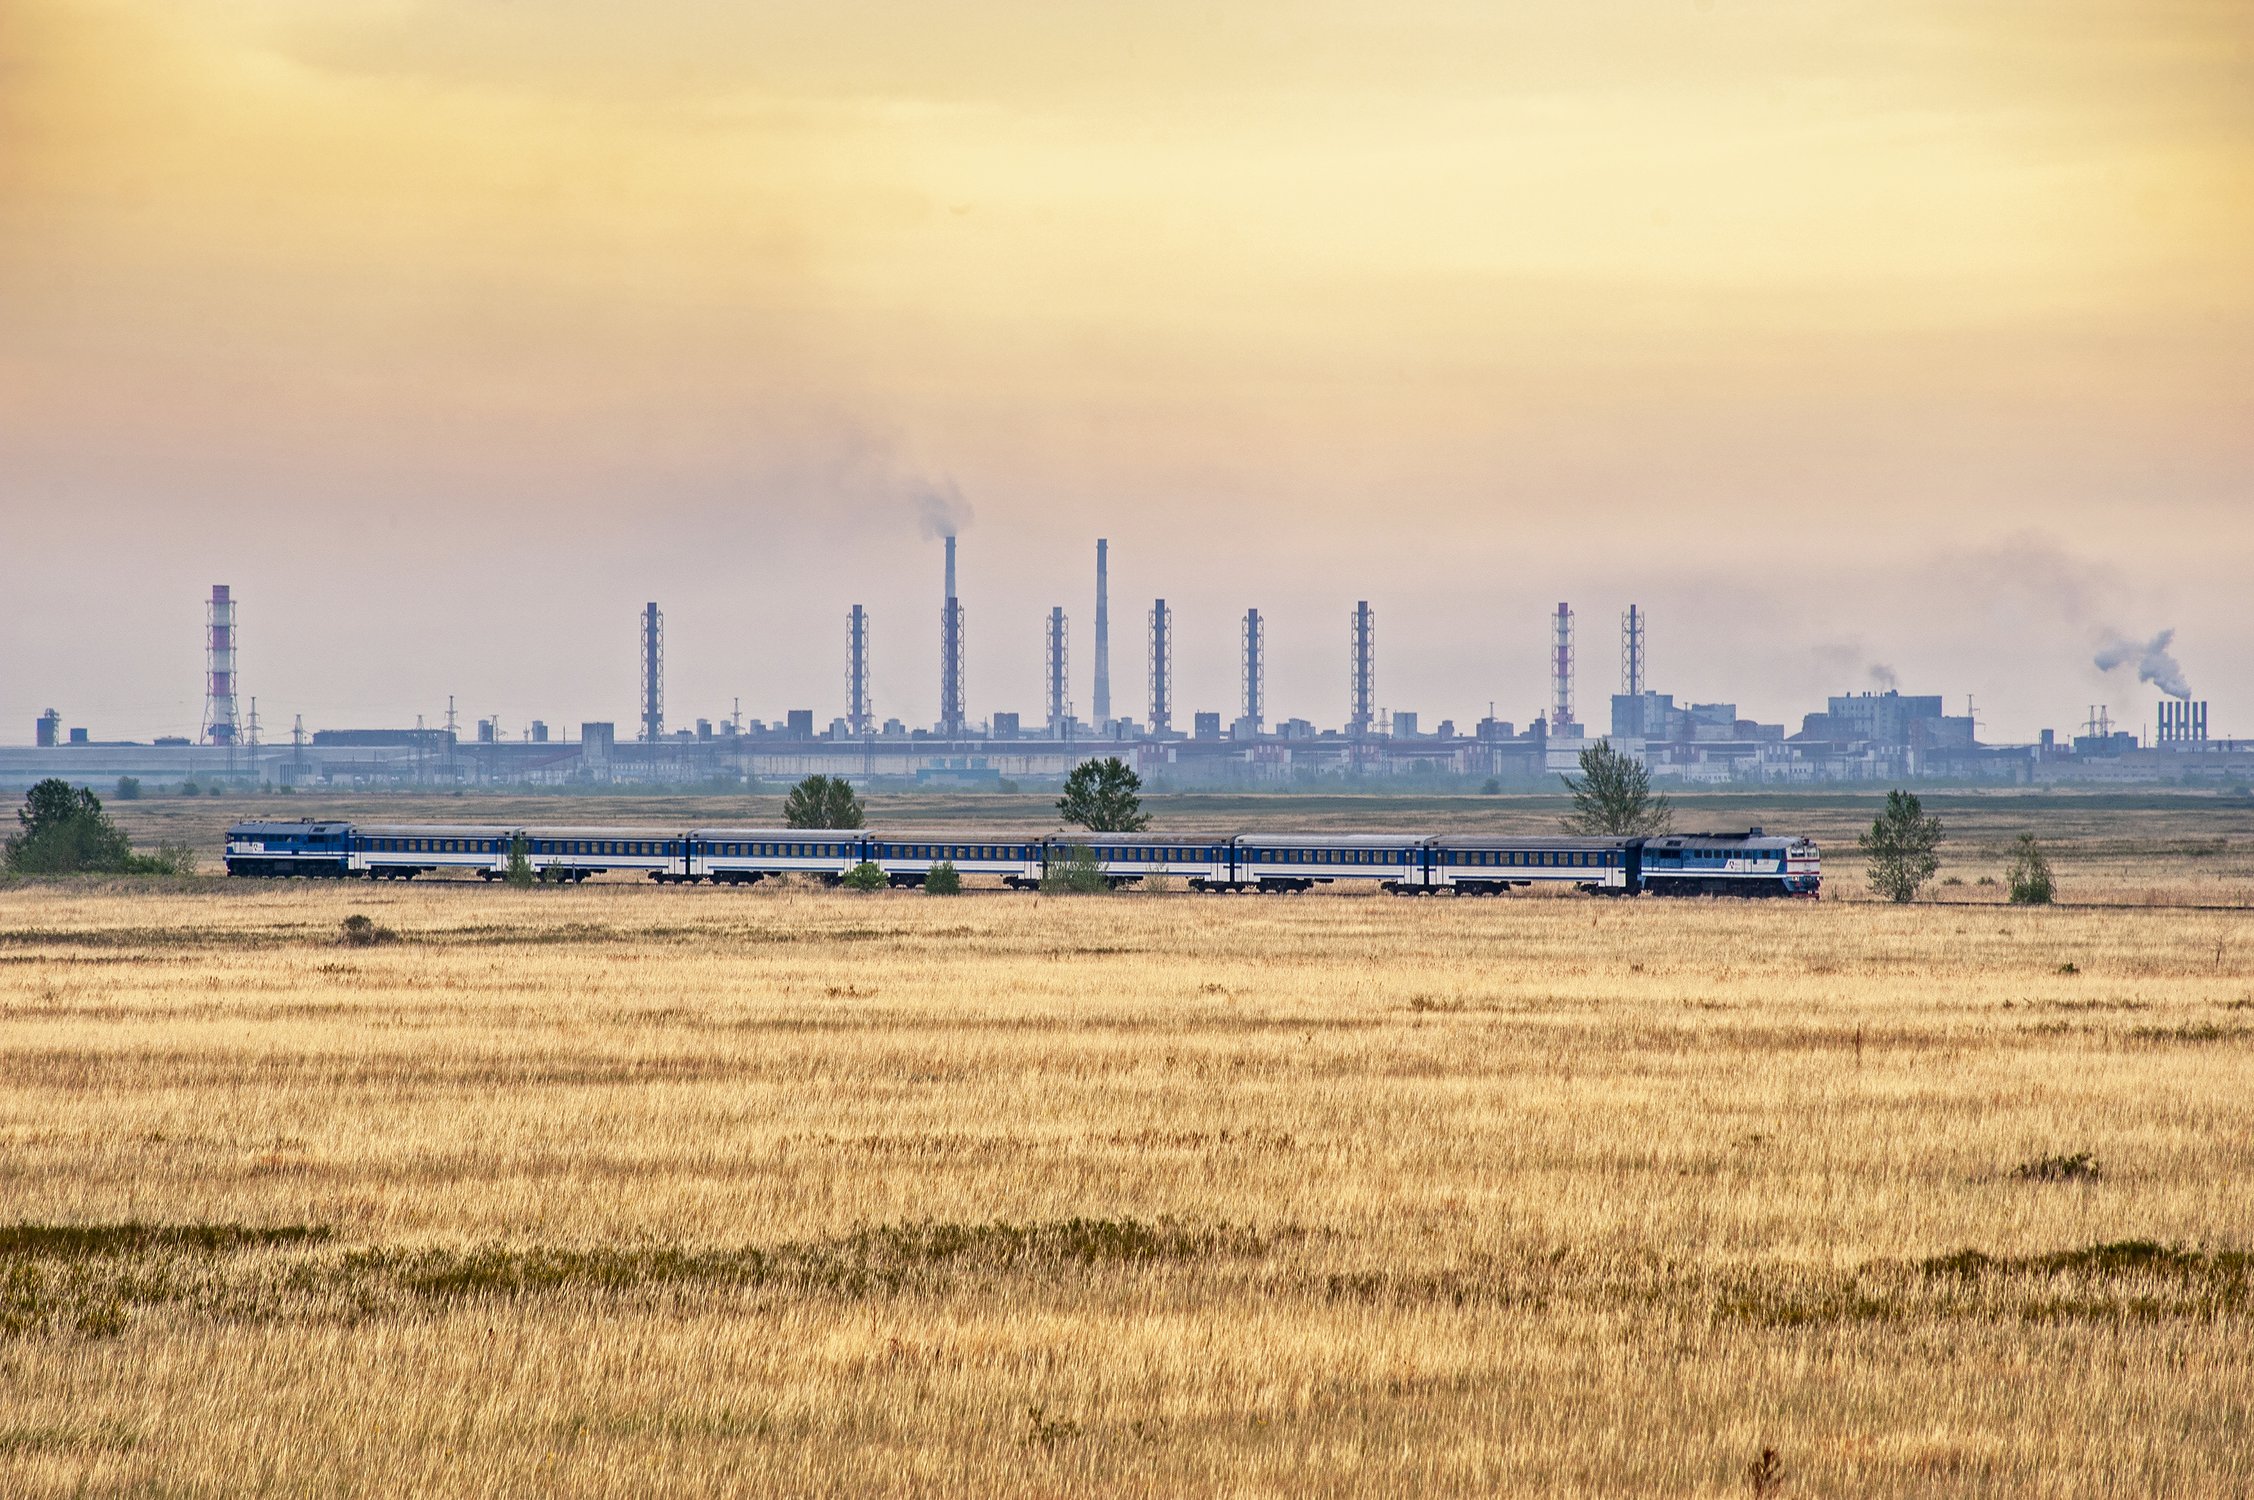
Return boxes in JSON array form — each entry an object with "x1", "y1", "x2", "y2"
[
  {"x1": 3, "y1": 2, "x2": 2249, "y2": 742},
  {"x1": 12, "y1": 542, "x2": 2236, "y2": 769}
]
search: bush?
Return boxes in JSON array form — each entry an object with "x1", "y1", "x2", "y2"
[
  {"x1": 1480, "y1": 778, "x2": 1502, "y2": 796},
  {"x1": 179, "y1": 783, "x2": 201, "y2": 797},
  {"x1": 1040, "y1": 844, "x2": 1109, "y2": 895},
  {"x1": 504, "y1": 835, "x2": 536, "y2": 888},
  {"x1": 126, "y1": 842, "x2": 199, "y2": 877},
  {"x1": 2006, "y1": 834, "x2": 2056, "y2": 905},
  {"x1": 842, "y1": 860, "x2": 887, "y2": 892},
  {"x1": 924, "y1": 861, "x2": 962, "y2": 895},
  {"x1": 338, "y1": 914, "x2": 396, "y2": 947},
  {"x1": 2011, "y1": 1152, "x2": 2099, "y2": 1183},
  {"x1": 114, "y1": 777, "x2": 141, "y2": 801}
]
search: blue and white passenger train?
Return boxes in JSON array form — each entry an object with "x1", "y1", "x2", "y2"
[{"x1": 225, "y1": 821, "x2": 1821, "y2": 896}]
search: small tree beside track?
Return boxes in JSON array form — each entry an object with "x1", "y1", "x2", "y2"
[{"x1": 1860, "y1": 789, "x2": 1944, "y2": 903}]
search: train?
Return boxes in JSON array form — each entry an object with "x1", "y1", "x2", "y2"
[{"x1": 225, "y1": 820, "x2": 1821, "y2": 896}]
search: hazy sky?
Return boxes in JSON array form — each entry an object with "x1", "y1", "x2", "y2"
[{"x1": 4, "y1": 0, "x2": 2249, "y2": 743}]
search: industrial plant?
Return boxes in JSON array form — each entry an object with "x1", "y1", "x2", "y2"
[{"x1": 6, "y1": 553, "x2": 2246, "y2": 793}]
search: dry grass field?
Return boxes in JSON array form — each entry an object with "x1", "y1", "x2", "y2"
[{"x1": 3, "y1": 829, "x2": 2251, "y2": 1494}]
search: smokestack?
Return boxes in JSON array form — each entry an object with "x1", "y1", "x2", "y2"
[
  {"x1": 847, "y1": 605, "x2": 871, "y2": 734},
  {"x1": 201, "y1": 584, "x2": 240, "y2": 747},
  {"x1": 1148, "y1": 598, "x2": 1172, "y2": 735},
  {"x1": 1242, "y1": 607, "x2": 1264, "y2": 732},
  {"x1": 938, "y1": 540, "x2": 966, "y2": 736},
  {"x1": 1093, "y1": 539, "x2": 1111, "y2": 725},
  {"x1": 1348, "y1": 601, "x2": 1375, "y2": 737},
  {"x1": 1621, "y1": 605, "x2": 1644, "y2": 697},
  {"x1": 1046, "y1": 607, "x2": 1070, "y2": 735},
  {"x1": 1552, "y1": 602, "x2": 1575, "y2": 730},
  {"x1": 640, "y1": 602, "x2": 664, "y2": 743}
]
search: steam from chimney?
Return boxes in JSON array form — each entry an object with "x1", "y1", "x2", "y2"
[
  {"x1": 914, "y1": 477, "x2": 975, "y2": 540},
  {"x1": 2094, "y1": 628, "x2": 2191, "y2": 700}
]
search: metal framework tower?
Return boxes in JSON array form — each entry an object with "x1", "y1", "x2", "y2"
[
  {"x1": 640, "y1": 602, "x2": 664, "y2": 743},
  {"x1": 201, "y1": 584, "x2": 240, "y2": 746},
  {"x1": 1147, "y1": 598, "x2": 1172, "y2": 735},
  {"x1": 938, "y1": 536, "x2": 966, "y2": 736},
  {"x1": 1621, "y1": 605, "x2": 1645, "y2": 696},
  {"x1": 846, "y1": 605, "x2": 872, "y2": 734},
  {"x1": 1092, "y1": 538, "x2": 1111, "y2": 725},
  {"x1": 1348, "y1": 601, "x2": 1375, "y2": 737},
  {"x1": 1241, "y1": 607, "x2": 1265, "y2": 732},
  {"x1": 1045, "y1": 608, "x2": 1071, "y2": 735},
  {"x1": 1552, "y1": 602, "x2": 1575, "y2": 729}
]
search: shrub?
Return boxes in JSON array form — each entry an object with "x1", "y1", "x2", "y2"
[
  {"x1": 179, "y1": 783, "x2": 201, "y2": 797},
  {"x1": 338, "y1": 915, "x2": 396, "y2": 947},
  {"x1": 114, "y1": 777, "x2": 141, "y2": 801},
  {"x1": 924, "y1": 861, "x2": 962, "y2": 895},
  {"x1": 2011, "y1": 1152, "x2": 2099, "y2": 1183},
  {"x1": 842, "y1": 860, "x2": 887, "y2": 892},
  {"x1": 504, "y1": 835, "x2": 536, "y2": 888},
  {"x1": 2006, "y1": 833, "x2": 2056, "y2": 905},
  {"x1": 126, "y1": 842, "x2": 199, "y2": 877},
  {"x1": 1480, "y1": 778, "x2": 1502, "y2": 796},
  {"x1": 1040, "y1": 844, "x2": 1109, "y2": 895}
]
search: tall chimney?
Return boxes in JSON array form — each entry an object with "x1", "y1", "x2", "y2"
[
  {"x1": 1348, "y1": 601, "x2": 1375, "y2": 737},
  {"x1": 938, "y1": 539, "x2": 966, "y2": 736},
  {"x1": 203, "y1": 584, "x2": 240, "y2": 747},
  {"x1": 640, "y1": 602, "x2": 664, "y2": 743},
  {"x1": 1242, "y1": 607, "x2": 1264, "y2": 732},
  {"x1": 1093, "y1": 538, "x2": 1111, "y2": 725},
  {"x1": 1621, "y1": 605, "x2": 1644, "y2": 697}
]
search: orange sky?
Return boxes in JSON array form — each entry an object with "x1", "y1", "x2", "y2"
[{"x1": 3, "y1": 0, "x2": 2250, "y2": 740}]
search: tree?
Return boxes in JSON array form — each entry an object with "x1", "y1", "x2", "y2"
[
  {"x1": 1559, "y1": 740, "x2": 1672, "y2": 836},
  {"x1": 2006, "y1": 834, "x2": 2056, "y2": 905},
  {"x1": 114, "y1": 776, "x2": 142, "y2": 801},
  {"x1": 1860, "y1": 789, "x2": 1944, "y2": 903},
  {"x1": 504, "y1": 835, "x2": 536, "y2": 888},
  {"x1": 4, "y1": 779, "x2": 136, "y2": 874},
  {"x1": 924, "y1": 861, "x2": 962, "y2": 895},
  {"x1": 842, "y1": 860, "x2": 887, "y2": 892},
  {"x1": 1057, "y1": 757, "x2": 1148, "y2": 832},
  {"x1": 784, "y1": 775, "x2": 865, "y2": 829}
]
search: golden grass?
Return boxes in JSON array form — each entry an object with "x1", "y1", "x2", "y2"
[{"x1": 2, "y1": 877, "x2": 2250, "y2": 1496}]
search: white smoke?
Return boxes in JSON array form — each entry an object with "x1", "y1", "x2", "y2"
[
  {"x1": 2094, "y1": 628, "x2": 2191, "y2": 700},
  {"x1": 914, "y1": 477, "x2": 974, "y2": 540}
]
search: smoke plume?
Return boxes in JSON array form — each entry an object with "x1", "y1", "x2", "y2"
[
  {"x1": 2094, "y1": 628, "x2": 2191, "y2": 700},
  {"x1": 1868, "y1": 663, "x2": 1899, "y2": 692},
  {"x1": 914, "y1": 477, "x2": 974, "y2": 540}
]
